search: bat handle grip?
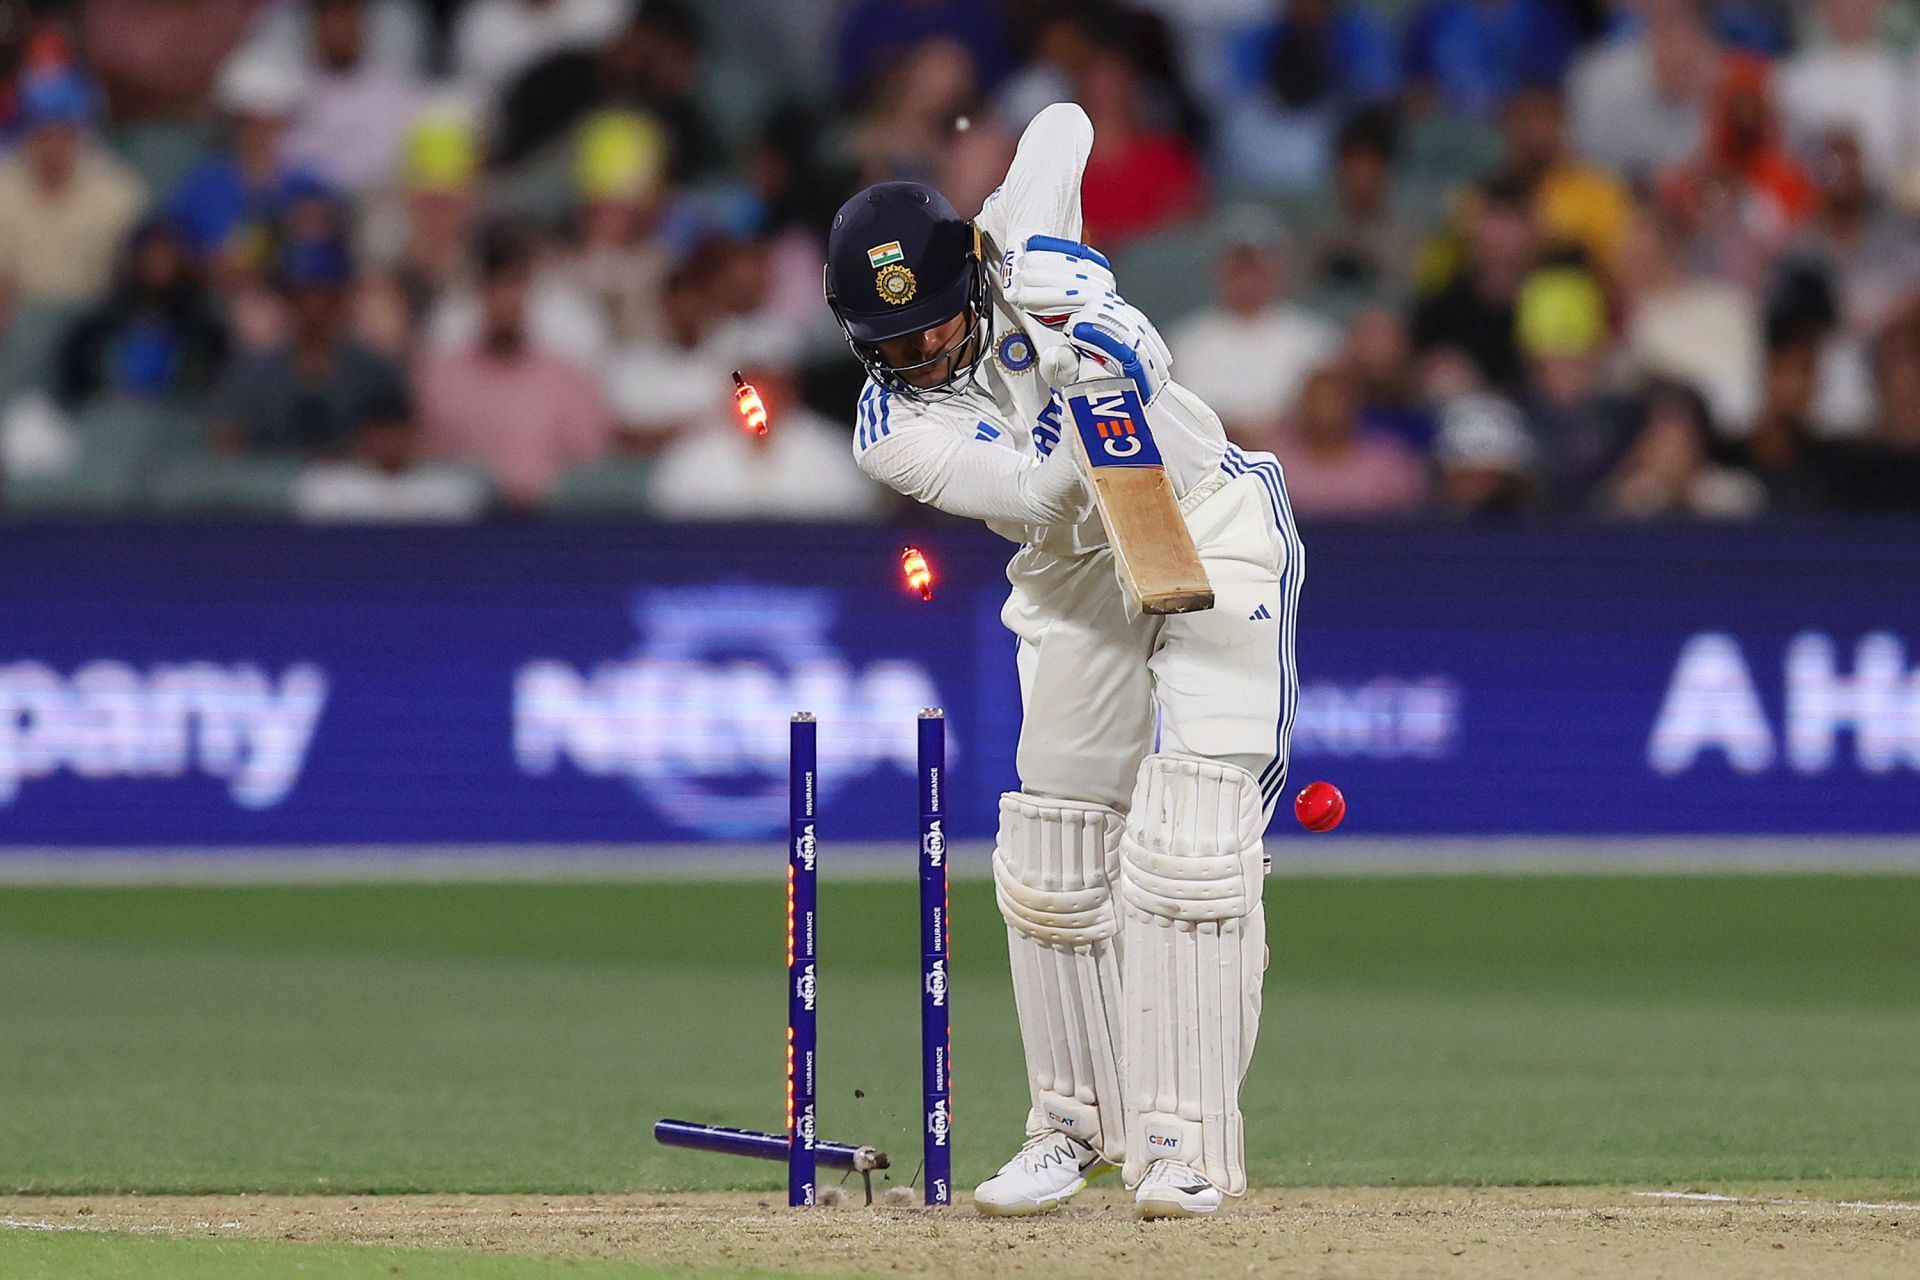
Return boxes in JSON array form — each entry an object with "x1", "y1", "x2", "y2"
[{"x1": 1012, "y1": 307, "x2": 1088, "y2": 389}]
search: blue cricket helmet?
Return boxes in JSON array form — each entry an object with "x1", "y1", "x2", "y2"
[{"x1": 823, "y1": 182, "x2": 992, "y2": 399}]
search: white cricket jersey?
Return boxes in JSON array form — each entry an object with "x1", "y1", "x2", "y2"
[{"x1": 849, "y1": 103, "x2": 1232, "y2": 561}]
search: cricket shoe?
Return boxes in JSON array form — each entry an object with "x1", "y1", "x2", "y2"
[
  {"x1": 972, "y1": 1129, "x2": 1109, "y2": 1215},
  {"x1": 1134, "y1": 1159, "x2": 1223, "y2": 1219}
]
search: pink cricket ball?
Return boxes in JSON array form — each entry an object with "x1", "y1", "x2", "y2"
[{"x1": 1294, "y1": 781, "x2": 1347, "y2": 832}]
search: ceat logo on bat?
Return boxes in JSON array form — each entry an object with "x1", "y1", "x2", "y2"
[{"x1": 1067, "y1": 383, "x2": 1164, "y2": 468}]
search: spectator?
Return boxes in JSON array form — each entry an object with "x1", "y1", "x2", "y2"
[
  {"x1": 55, "y1": 217, "x2": 228, "y2": 410},
  {"x1": 1705, "y1": 54, "x2": 1817, "y2": 229},
  {"x1": 1594, "y1": 0, "x2": 1796, "y2": 57},
  {"x1": 744, "y1": 106, "x2": 857, "y2": 349},
  {"x1": 1345, "y1": 307, "x2": 1434, "y2": 450},
  {"x1": 1403, "y1": 0, "x2": 1577, "y2": 120},
  {"x1": 0, "y1": 70, "x2": 146, "y2": 307},
  {"x1": 834, "y1": 0, "x2": 1011, "y2": 105},
  {"x1": 494, "y1": 0, "x2": 726, "y2": 179},
  {"x1": 1789, "y1": 320, "x2": 1920, "y2": 510},
  {"x1": 1619, "y1": 212, "x2": 1763, "y2": 432},
  {"x1": 1763, "y1": 263, "x2": 1874, "y2": 438},
  {"x1": 210, "y1": 237, "x2": 408, "y2": 455},
  {"x1": 219, "y1": 172, "x2": 354, "y2": 357},
  {"x1": 648, "y1": 364, "x2": 886, "y2": 521},
  {"x1": 1077, "y1": 46, "x2": 1207, "y2": 247},
  {"x1": 425, "y1": 209, "x2": 610, "y2": 372},
  {"x1": 1813, "y1": 324, "x2": 1920, "y2": 508},
  {"x1": 81, "y1": 0, "x2": 258, "y2": 118},
  {"x1": 1410, "y1": 174, "x2": 1540, "y2": 396},
  {"x1": 993, "y1": 3, "x2": 1102, "y2": 130},
  {"x1": 1501, "y1": 85, "x2": 1633, "y2": 279},
  {"x1": 567, "y1": 109, "x2": 674, "y2": 343},
  {"x1": 1266, "y1": 366, "x2": 1429, "y2": 517},
  {"x1": 361, "y1": 109, "x2": 483, "y2": 334},
  {"x1": 1224, "y1": 0, "x2": 1399, "y2": 105},
  {"x1": 1169, "y1": 209, "x2": 1341, "y2": 441},
  {"x1": 1214, "y1": 0, "x2": 1399, "y2": 193},
  {"x1": 1115, "y1": 6, "x2": 1212, "y2": 146},
  {"x1": 1700, "y1": 1, "x2": 1796, "y2": 56},
  {"x1": 1597, "y1": 378, "x2": 1767, "y2": 517},
  {"x1": 1659, "y1": 53, "x2": 1815, "y2": 289},
  {"x1": 852, "y1": 37, "x2": 984, "y2": 192},
  {"x1": 1785, "y1": 130, "x2": 1920, "y2": 342},
  {"x1": 1296, "y1": 109, "x2": 1419, "y2": 299},
  {"x1": 603, "y1": 248, "x2": 732, "y2": 456},
  {"x1": 167, "y1": 51, "x2": 329, "y2": 262},
  {"x1": 282, "y1": 0, "x2": 426, "y2": 194},
  {"x1": 598, "y1": 0, "x2": 726, "y2": 180},
  {"x1": 704, "y1": 235, "x2": 807, "y2": 375},
  {"x1": 1433, "y1": 392, "x2": 1538, "y2": 513},
  {"x1": 1568, "y1": 0, "x2": 1719, "y2": 181},
  {"x1": 292, "y1": 385, "x2": 492, "y2": 521},
  {"x1": 417, "y1": 226, "x2": 611, "y2": 509},
  {"x1": 234, "y1": 0, "x2": 430, "y2": 77},
  {"x1": 452, "y1": 0, "x2": 629, "y2": 105},
  {"x1": 1778, "y1": 0, "x2": 1915, "y2": 189},
  {"x1": 0, "y1": 16, "x2": 72, "y2": 144},
  {"x1": 1730, "y1": 328, "x2": 1831, "y2": 505},
  {"x1": 1868, "y1": 325, "x2": 1920, "y2": 455},
  {"x1": 1516, "y1": 267, "x2": 1636, "y2": 503}
]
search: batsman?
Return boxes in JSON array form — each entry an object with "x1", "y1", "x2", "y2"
[{"x1": 823, "y1": 104, "x2": 1302, "y2": 1218}]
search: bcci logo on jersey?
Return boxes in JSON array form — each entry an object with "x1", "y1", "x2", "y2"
[{"x1": 1066, "y1": 383, "x2": 1164, "y2": 468}]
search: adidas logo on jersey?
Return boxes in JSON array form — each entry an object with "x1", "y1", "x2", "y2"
[{"x1": 1248, "y1": 604, "x2": 1273, "y2": 621}]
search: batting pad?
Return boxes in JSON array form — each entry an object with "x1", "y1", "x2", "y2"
[
  {"x1": 1118, "y1": 753, "x2": 1267, "y2": 1193},
  {"x1": 993, "y1": 791, "x2": 1129, "y2": 1163}
]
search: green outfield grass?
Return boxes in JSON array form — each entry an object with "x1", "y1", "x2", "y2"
[
  {"x1": 0, "y1": 1230, "x2": 796, "y2": 1280},
  {"x1": 1, "y1": 875, "x2": 1917, "y2": 1195}
]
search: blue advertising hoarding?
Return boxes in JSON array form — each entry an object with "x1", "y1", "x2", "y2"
[{"x1": 0, "y1": 520, "x2": 1917, "y2": 847}]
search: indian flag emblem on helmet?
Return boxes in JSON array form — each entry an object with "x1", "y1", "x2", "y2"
[{"x1": 867, "y1": 241, "x2": 906, "y2": 268}]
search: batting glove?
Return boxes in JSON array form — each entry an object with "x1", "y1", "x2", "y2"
[
  {"x1": 1065, "y1": 292, "x2": 1173, "y2": 402},
  {"x1": 1003, "y1": 235, "x2": 1117, "y2": 326}
]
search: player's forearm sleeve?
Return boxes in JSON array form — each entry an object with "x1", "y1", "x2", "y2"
[
  {"x1": 976, "y1": 102, "x2": 1094, "y2": 248},
  {"x1": 861, "y1": 429, "x2": 1089, "y2": 526}
]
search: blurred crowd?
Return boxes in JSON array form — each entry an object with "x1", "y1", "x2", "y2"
[{"x1": 3, "y1": 0, "x2": 1920, "y2": 522}]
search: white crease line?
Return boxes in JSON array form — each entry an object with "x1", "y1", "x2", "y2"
[
  {"x1": 1, "y1": 1217, "x2": 179, "y2": 1236},
  {"x1": 1634, "y1": 1191, "x2": 1920, "y2": 1212}
]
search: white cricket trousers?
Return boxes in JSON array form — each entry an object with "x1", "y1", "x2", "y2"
[{"x1": 1001, "y1": 454, "x2": 1303, "y2": 817}]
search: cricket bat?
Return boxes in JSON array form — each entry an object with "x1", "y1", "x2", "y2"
[{"x1": 1015, "y1": 311, "x2": 1215, "y2": 616}]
